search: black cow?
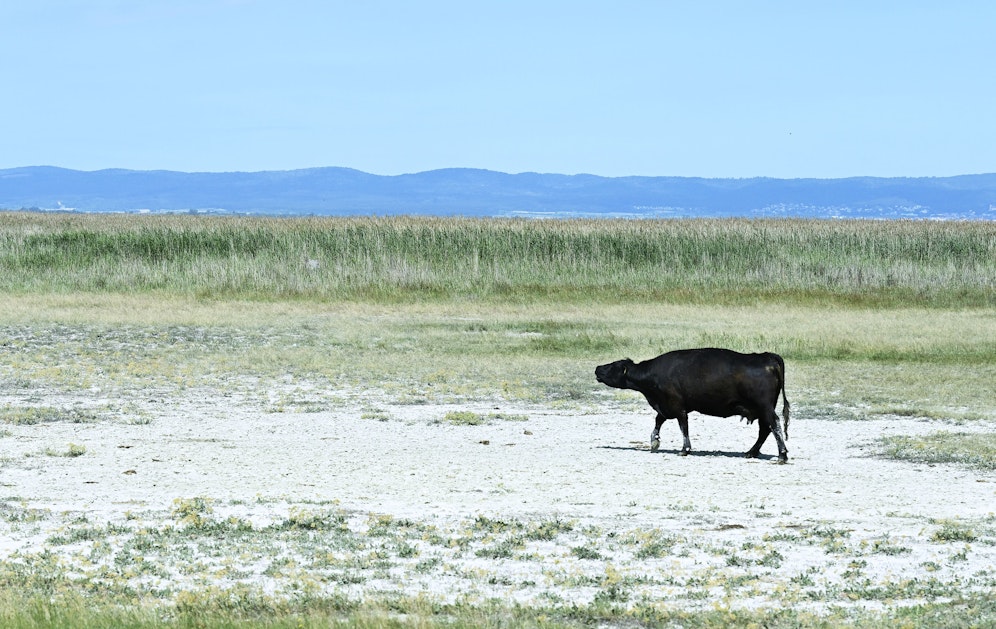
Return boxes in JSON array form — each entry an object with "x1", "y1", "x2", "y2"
[{"x1": 595, "y1": 348, "x2": 790, "y2": 462}]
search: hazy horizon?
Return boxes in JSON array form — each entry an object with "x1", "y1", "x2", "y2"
[
  {"x1": 4, "y1": 165, "x2": 993, "y2": 220},
  {"x1": 5, "y1": 164, "x2": 996, "y2": 180}
]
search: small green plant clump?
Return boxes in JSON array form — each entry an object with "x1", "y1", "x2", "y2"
[
  {"x1": 171, "y1": 497, "x2": 214, "y2": 528},
  {"x1": 931, "y1": 520, "x2": 978, "y2": 543},
  {"x1": 443, "y1": 410, "x2": 485, "y2": 425},
  {"x1": 44, "y1": 443, "x2": 87, "y2": 457},
  {"x1": 441, "y1": 410, "x2": 529, "y2": 425}
]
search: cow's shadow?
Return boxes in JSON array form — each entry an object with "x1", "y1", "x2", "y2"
[{"x1": 598, "y1": 445, "x2": 776, "y2": 460}]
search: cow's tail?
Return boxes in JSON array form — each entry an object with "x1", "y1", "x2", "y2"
[{"x1": 776, "y1": 354, "x2": 790, "y2": 440}]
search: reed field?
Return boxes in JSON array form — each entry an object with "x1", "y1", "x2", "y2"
[
  {"x1": 1, "y1": 211, "x2": 993, "y2": 305},
  {"x1": 1, "y1": 211, "x2": 995, "y2": 628}
]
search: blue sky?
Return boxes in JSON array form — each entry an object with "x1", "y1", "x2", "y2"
[{"x1": 3, "y1": 1, "x2": 994, "y2": 178}]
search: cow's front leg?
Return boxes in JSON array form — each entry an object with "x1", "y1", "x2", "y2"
[
  {"x1": 677, "y1": 411, "x2": 691, "y2": 455},
  {"x1": 650, "y1": 414, "x2": 665, "y2": 452}
]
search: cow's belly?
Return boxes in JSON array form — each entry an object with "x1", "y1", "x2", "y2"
[{"x1": 688, "y1": 397, "x2": 754, "y2": 419}]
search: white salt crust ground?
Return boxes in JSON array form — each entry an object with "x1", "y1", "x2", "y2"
[{"x1": 2, "y1": 390, "x2": 994, "y2": 612}]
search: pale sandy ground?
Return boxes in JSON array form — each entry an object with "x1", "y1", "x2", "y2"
[{"x1": 2, "y1": 388, "x2": 995, "y2": 612}]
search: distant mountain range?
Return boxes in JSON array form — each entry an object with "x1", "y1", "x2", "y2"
[{"x1": 1, "y1": 166, "x2": 994, "y2": 220}]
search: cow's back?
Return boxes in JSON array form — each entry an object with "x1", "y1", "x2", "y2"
[{"x1": 649, "y1": 348, "x2": 782, "y2": 417}]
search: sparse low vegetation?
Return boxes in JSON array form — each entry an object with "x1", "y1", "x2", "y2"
[{"x1": 0, "y1": 496, "x2": 993, "y2": 628}]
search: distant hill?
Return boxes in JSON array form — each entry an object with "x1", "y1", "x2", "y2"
[{"x1": 1, "y1": 166, "x2": 994, "y2": 219}]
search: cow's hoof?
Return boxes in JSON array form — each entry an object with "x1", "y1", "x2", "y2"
[
  {"x1": 745, "y1": 450, "x2": 759, "y2": 459},
  {"x1": 680, "y1": 450, "x2": 690, "y2": 457},
  {"x1": 650, "y1": 439, "x2": 660, "y2": 452},
  {"x1": 777, "y1": 454, "x2": 789, "y2": 464}
]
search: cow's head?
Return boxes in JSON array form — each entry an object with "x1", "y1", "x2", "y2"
[{"x1": 595, "y1": 358, "x2": 635, "y2": 389}]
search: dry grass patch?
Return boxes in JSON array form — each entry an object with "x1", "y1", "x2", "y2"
[{"x1": 881, "y1": 432, "x2": 996, "y2": 470}]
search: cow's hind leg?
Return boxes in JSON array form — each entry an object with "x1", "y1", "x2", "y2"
[
  {"x1": 650, "y1": 414, "x2": 665, "y2": 452},
  {"x1": 746, "y1": 410, "x2": 789, "y2": 463},
  {"x1": 677, "y1": 411, "x2": 691, "y2": 455},
  {"x1": 766, "y1": 408, "x2": 789, "y2": 463},
  {"x1": 746, "y1": 421, "x2": 769, "y2": 459}
]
